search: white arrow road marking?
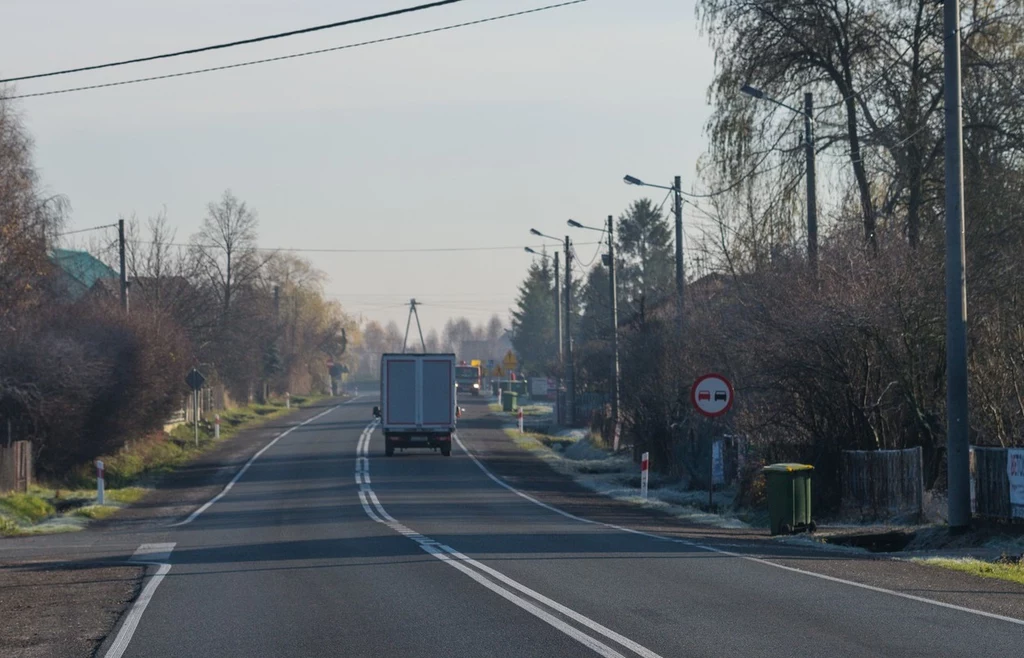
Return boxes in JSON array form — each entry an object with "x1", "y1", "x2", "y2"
[
  {"x1": 103, "y1": 543, "x2": 176, "y2": 658},
  {"x1": 356, "y1": 421, "x2": 662, "y2": 658}
]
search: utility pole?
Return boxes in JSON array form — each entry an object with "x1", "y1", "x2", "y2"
[
  {"x1": 673, "y1": 175, "x2": 684, "y2": 332},
  {"x1": 607, "y1": 215, "x2": 621, "y2": 452},
  {"x1": 944, "y1": 0, "x2": 971, "y2": 530},
  {"x1": 804, "y1": 92, "x2": 818, "y2": 272},
  {"x1": 402, "y1": 298, "x2": 427, "y2": 353},
  {"x1": 118, "y1": 219, "x2": 128, "y2": 313},
  {"x1": 554, "y1": 251, "x2": 563, "y2": 365},
  {"x1": 564, "y1": 236, "x2": 575, "y2": 425}
]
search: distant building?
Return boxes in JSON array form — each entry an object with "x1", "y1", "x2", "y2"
[{"x1": 49, "y1": 249, "x2": 118, "y2": 301}]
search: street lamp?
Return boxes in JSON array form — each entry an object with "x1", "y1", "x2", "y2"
[
  {"x1": 568, "y1": 216, "x2": 621, "y2": 452},
  {"x1": 740, "y1": 84, "x2": 818, "y2": 271},
  {"x1": 530, "y1": 227, "x2": 574, "y2": 425},
  {"x1": 623, "y1": 173, "x2": 684, "y2": 331},
  {"x1": 524, "y1": 246, "x2": 540, "y2": 255}
]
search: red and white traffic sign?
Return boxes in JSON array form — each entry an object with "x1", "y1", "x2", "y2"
[{"x1": 691, "y1": 373, "x2": 734, "y2": 418}]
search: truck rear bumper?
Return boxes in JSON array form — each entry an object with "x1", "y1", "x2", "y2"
[{"x1": 384, "y1": 432, "x2": 452, "y2": 449}]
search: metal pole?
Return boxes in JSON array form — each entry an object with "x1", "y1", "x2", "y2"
[
  {"x1": 944, "y1": 0, "x2": 971, "y2": 530},
  {"x1": 118, "y1": 219, "x2": 128, "y2": 313},
  {"x1": 804, "y1": 92, "x2": 818, "y2": 272},
  {"x1": 402, "y1": 299, "x2": 414, "y2": 353},
  {"x1": 608, "y1": 215, "x2": 621, "y2": 452},
  {"x1": 412, "y1": 300, "x2": 427, "y2": 352},
  {"x1": 673, "y1": 176, "x2": 684, "y2": 332},
  {"x1": 564, "y1": 236, "x2": 575, "y2": 425},
  {"x1": 554, "y1": 252, "x2": 563, "y2": 365},
  {"x1": 193, "y1": 389, "x2": 199, "y2": 447}
]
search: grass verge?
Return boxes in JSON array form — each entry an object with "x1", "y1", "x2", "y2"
[
  {"x1": 914, "y1": 557, "x2": 1024, "y2": 586},
  {"x1": 0, "y1": 394, "x2": 328, "y2": 536}
]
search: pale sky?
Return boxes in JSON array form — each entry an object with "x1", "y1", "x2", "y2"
[{"x1": 2, "y1": 0, "x2": 716, "y2": 333}]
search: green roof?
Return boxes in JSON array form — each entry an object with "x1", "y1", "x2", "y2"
[{"x1": 51, "y1": 249, "x2": 118, "y2": 290}]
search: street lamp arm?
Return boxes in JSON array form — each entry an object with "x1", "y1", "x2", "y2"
[
  {"x1": 567, "y1": 219, "x2": 602, "y2": 232},
  {"x1": 740, "y1": 84, "x2": 810, "y2": 119}
]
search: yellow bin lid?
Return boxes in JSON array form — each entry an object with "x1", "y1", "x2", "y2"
[{"x1": 762, "y1": 463, "x2": 814, "y2": 473}]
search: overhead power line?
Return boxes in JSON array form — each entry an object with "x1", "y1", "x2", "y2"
[
  {"x1": 129, "y1": 240, "x2": 600, "y2": 253},
  {"x1": 56, "y1": 223, "x2": 118, "y2": 236},
  {"x1": 7, "y1": 0, "x2": 591, "y2": 100},
  {"x1": 0, "y1": 0, "x2": 470, "y2": 84}
]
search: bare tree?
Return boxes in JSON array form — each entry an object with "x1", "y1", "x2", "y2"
[{"x1": 192, "y1": 190, "x2": 265, "y2": 317}]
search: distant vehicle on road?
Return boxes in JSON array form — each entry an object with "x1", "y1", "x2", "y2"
[
  {"x1": 455, "y1": 363, "x2": 482, "y2": 396},
  {"x1": 374, "y1": 353, "x2": 458, "y2": 457}
]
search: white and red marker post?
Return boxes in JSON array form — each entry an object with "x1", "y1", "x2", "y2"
[
  {"x1": 518, "y1": 406, "x2": 524, "y2": 434},
  {"x1": 95, "y1": 460, "x2": 105, "y2": 505},
  {"x1": 640, "y1": 452, "x2": 650, "y2": 500},
  {"x1": 214, "y1": 414, "x2": 221, "y2": 440}
]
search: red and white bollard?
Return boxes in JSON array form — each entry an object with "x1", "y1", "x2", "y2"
[
  {"x1": 286, "y1": 392, "x2": 291, "y2": 409},
  {"x1": 640, "y1": 452, "x2": 650, "y2": 500},
  {"x1": 96, "y1": 460, "x2": 105, "y2": 505},
  {"x1": 518, "y1": 407, "x2": 524, "y2": 434},
  {"x1": 214, "y1": 414, "x2": 221, "y2": 440}
]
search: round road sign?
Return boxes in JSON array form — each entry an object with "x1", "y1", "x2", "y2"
[{"x1": 691, "y1": 373, "x2": 734, "y2": 418}]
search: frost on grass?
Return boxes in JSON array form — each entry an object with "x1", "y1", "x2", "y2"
[{"x1": 503, "y1": 424, "x2": 750, "y2": 530}]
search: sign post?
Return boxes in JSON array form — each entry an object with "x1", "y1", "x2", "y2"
[
  {"x1": 691, "y1": 373, "x2": 735, "y2": 509},
  {"x1": 640, "y1": 452, "x2": 650, "y2": 500},
  {"x1": 185, "y1": 368, "x2": 207, "y2": 448},
  {"x1": 95, "y1": 460, "x2": 105, "y2": 505}
]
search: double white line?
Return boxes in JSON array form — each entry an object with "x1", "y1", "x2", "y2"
[{"x1": 355, "y1": 421, "x2": 662, "y2": 658}]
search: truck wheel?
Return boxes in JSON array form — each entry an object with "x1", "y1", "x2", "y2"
[
  {"x1": 385, "y1": 442, "x2": 394, "y2": 457},
  {"x1": 441, "y1": 444, "x2": 451, "y2": 457}
]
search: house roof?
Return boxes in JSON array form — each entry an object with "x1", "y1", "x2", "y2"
[{"x1": 50, "y1": 249, "x2": 118, "y2": 290}]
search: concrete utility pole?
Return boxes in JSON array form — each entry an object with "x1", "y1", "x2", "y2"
[
  {"x1": 118, "y1": 219, "x2": 128, "y2": 313},
  {"x1": 554, "y1": 251, "x2": 562, "y2": 365},
  {"x1": 673, "y1": 175, "x2": 684, "y2": 332},
  {"x1": 944, "y1": 0, "x2": 971, "y2": 530},
  {"x1": 564, "y1": 236, "x2": 575, "y2": 425},
  {"x1": 607, "y1": 215, "x2": 621, "y2": 452},
  {"x1": 804, "y1": 92, "x2": 818, "y2": 272}
]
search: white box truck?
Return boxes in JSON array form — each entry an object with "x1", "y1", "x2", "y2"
[{"x1": 373, "y1": 353, "x2": 458, "y2": 457}]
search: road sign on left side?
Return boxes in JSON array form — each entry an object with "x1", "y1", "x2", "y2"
[{"x1": 185, "y1": 368, "x2": 206, "y2": 391}]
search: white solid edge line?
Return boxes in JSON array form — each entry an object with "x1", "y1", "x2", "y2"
[
  {"x1": 451, "y1": 433, "x2": 1024, "y2": 628},
  {"x1": 357, "y1": 421, "x2": 654, "y2": 658},
  {"x1": 103, "y1": 561, "x2": 172, "y2": 658},
  {"x1": 170, "y1": 397, "x2": 360, "y2": 527}
]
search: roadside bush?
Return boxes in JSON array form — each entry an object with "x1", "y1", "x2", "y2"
[{"x1": 0, "y1": 302, "x2": 191, "y2": 478}]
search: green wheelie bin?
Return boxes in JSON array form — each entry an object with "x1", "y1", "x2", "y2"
[
  {"x1": 502, "y1": 391, "x2": 518, "y2": 412},
  {"x1": 762, "y1": 463, "x2": 816, "y2": 535}
]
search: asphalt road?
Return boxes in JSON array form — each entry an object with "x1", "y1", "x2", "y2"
[{"x1": 72, "y1": 395, "x2": 1024, "y2": 657}]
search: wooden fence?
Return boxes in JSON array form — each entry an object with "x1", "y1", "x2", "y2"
[
  {"x1": 971, "y1": 447, "x2": 1014, "y2": 520},
  {"x1": 0, "y1": 441, "x2": 32, "y2": 493},
  {"x1": 841, "y1": 447, "x2": 923, "y2": 521}
]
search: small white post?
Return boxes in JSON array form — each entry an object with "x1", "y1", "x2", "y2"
[
  {"x1": 518, "y1": 407, "x2": 524, "y2": 434},
  {"x1": 640, "y1": 452, "x2": 649, "y2": 500},
  {"x1": 214, "y1": 414, "x2": 221, "y2": 440},
  {"x1": 96, "y1": 460, "x2": 105, "y2": 505},
  {"x1": 286, "y1": 392, "x2": 291, "y2": 409}
]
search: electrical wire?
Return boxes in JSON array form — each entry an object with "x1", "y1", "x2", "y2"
[
  {"x1": 6, "y1": 0, "x2": 591, "y2": 100},
  {"x1": 0, "y1": 0, "x2": 471, "y2": 84},
  {"x1": 56, "y1": 223, "x2": 118, "y2": 236},
  {"x1": 129, "y1": 240, "x2": 599, "y2": 253}
]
